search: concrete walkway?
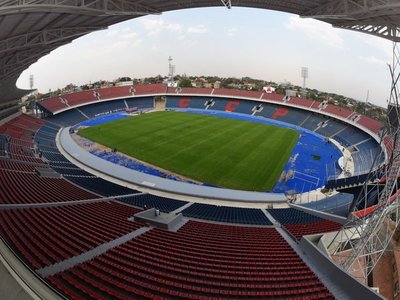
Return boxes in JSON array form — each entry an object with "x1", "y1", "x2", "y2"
[
  {"x1": 275, "y1": 226, "x2": 353, "y2": 300},
  {"x1": 169, "y1": 202, "x2": 193, "y2": 214},
  {"x1": 0, "y1": 192, "x2": 146, "y2": 210},
  {"x1": 37, "y1": 227, "x2": 151, "y2": 278}
]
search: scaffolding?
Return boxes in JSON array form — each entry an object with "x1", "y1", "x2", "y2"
[{"x1": 327, "y1": 42, "x2": 400, "y2": 281}]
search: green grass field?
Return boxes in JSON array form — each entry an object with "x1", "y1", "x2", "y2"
[{"x1": 79, "y1": 111, "x2": 299, "y2": 191}]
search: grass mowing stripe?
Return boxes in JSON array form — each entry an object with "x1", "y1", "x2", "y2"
[{"x1": 79, "y1": 111, "x2": 299, "y2": 191}]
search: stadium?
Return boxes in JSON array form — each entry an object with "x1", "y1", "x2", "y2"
[{"x1": 1, "y1": 1, "x2": 400, "y2": 300}]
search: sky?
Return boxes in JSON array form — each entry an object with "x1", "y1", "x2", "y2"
[{"x1": 17, "y1": 7, "x2": 393, "y2": 107}]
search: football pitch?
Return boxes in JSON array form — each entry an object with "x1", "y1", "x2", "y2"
[{"x1": 79, "y1": 111, "x2": 299, "y2": 191}]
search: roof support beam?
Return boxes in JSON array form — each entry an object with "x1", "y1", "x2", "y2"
[
  {"x1": 0, "y1": 0, "x2": 161, "y2": 17},
  {"x1": 302, "y1": 0, "x2": 400, "y2": 20},
  {"x1": 0, "y1": 42, "x2": 64, "y2": 81},
  {"x1": 0, "y1": 26, "x2": 106, "y2": 55},
  {"x1": 221, "y1": 0, "x2": 232, "y2": 9},
  {"x1": 334, "y1": 22, "x2": 400, "y2": 42},
  {"x1": 301, "y1": 1, "x2": 400, "y2": 41}
]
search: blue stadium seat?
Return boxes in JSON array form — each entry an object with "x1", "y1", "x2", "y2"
[
  {"x1": 118, "y1": 194, "x2": 187, "y2": 212},
  {"x1": 333, "y1": 127, "x2": 371, "y2": 147},
  {"x1": 125, "y1": 97, "x2": 154, "y2": 110},
  {"x1": 64, "y1": 176, "x2": 138, "y2": 197},
  {"x1": 182, "y1": 203, "x2": 272, "y2": 225},
  {"x1": 0, "y1": 134, "x2": 9, "y2": 157},
  {"x1": 45, "y1": 109, "x2": 88, "y2": 127},
  {"x1": 78, "y1": 100, "x2": 127, "y2": 118}
]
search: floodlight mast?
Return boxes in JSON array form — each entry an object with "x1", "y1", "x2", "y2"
[
  {"x1": 327, "y1": 41, "x2": 400, "y2": 282},
  {"x1": 301, "y1": 67, "x2": 308, "y2": 97},
  {"x1": 29, "y1": 74, "x2": 34, "y2": 90}
]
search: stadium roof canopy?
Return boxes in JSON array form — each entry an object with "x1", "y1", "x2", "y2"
[{"x1": 1, "y1": 0, "x2": 400, "y2": 104}]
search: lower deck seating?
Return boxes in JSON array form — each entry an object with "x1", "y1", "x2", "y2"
[
  {"x1": 207, "y1": 97, "x2": 255, "y2": 114},
  {"x1": 64, "y1": 176, "x2": 138, "y2": 197},
  {"x1": 166, "y1": 96, "x2": 208, "y2": 109},
  {"x1": 0, "y1": 134, "x2": 8, "y2": 156},
  {"x1": 268, "y1": 208, "x2": 342, "y2": 240},
  {"x1": 78, "y1": 100, "x2": 127, "y2": 118},
  {"x1": 0, "y1": 201, "x2": 142, "y2": 270},
  {"x1": 41, "y1": 150, "x2": 71, "y2": 162},
  {"x1": 315, "y1": 119, "x2": 347, "y2": 137},
  {"x1": 52, "y1": 165, "x2": 93, "y2": 176},
  {"x1": 333, "y1": 127, "x2": 371, "y2": 147},
  {"x1": 352, "y1": 139, "x2": 384, "y2": 175},
  {"x1": 182, "y1": 203, "x2": 272, "y2": 225},
  {"x1": 125, "y1": 97, "x2": 154, "y2": 110},
  {"x1": 45, "y1": 109, "x2": 88, "y2": 127},
  {"x1": 301, "y1": 114, "x2": 328, "y2": 132},
  {"x1": 118, "y1": 194, "x2": 187, "y2": 213},
  {"x1": 34, "y1": 121, "x2": 139, "y2": 197},
  {"x1": 48, "y1": 221, "x2": 333, "y2": 299},
  {"x1": 325, "y1": 172, "x2": 378, "y2": 190}
]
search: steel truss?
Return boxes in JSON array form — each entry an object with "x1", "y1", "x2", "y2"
[
  {"x1": 0, "y1": 0, "x2": 160, "y2": 16},
  {"x1": 302, "y1": 0, "x2": 400, "y2": 42},
  {"x1": 0, "y1": 26, "x2": 106, "y2": 79},
  {"x1": 0, "y1": 41, "x2": 66, "y2": 81},
  {"x1": 0, "y1": 27, "x2": 105, "y2": 55},
  {"x1": 221, "y1": 0, "x2": 231, "y2": 9},
  {"x1": 327, "y1": 41, "x2": 400, "y2": 281}
]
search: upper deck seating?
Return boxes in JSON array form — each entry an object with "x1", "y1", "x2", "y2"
[
  {"x1": 59, "y1": 90, "x2": 98, "y2": 108},
  {"x1": 357, "y1": 116, "x2": 383, "y2": 134},
  {"x1": 212, "y1": 88, "x2": 263, "y2": 99},
  {"x1": 0, "y1": 202, "x2": 142, "y2": 269},
  {"x1": 322, "y1": 104, "x2": 353, "y2": 119},
  {"x1": 287, "y1": 97, "x2": 314, "y2": 108},
  {"x1": 0, "y1": 169, "x2": 97, "y2": 204},
  {"x1": 37, "y1": 96, "x2": 69, "y2": 113},
  {"x1": 0, "y1": 160, "x2": 46, "y2": 172},
  {"x1": 384, "y1": 135, "x2": 394, "y2": 159},
  {"x1": 261, "y1": 92, "x2": 285, "y2": 102},
  {"x1": 131, "y1": 84, "x2": 166, "y2": 95},
  {"x1": 167, "y1": 87, "x2": 213, "y2": 95},
  {"x1": 48, "y1": 221, "x2": 333, "y2": 299},
  {"x1": 97, "y1": 86, "x2": 133, "y2": 100}
]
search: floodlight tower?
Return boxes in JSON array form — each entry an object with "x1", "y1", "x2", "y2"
[
  {"x1": 29, "y1": 74, "x2": 34, "y2": 90},
  {"x1": 167, "y1": 56, "x2": 177, "y2": 87},
  {"x1": 301, "y1": 67, "x2": 308, "y2": 97}
]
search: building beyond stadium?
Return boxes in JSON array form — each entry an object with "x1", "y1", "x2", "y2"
[{"x1": 1, "y1": 1, "x2": 400, "y2": 299}]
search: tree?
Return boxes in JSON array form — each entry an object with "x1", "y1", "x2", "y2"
[{"x1": 179, "y1": 78, "x2": 192, "y2": 88}]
